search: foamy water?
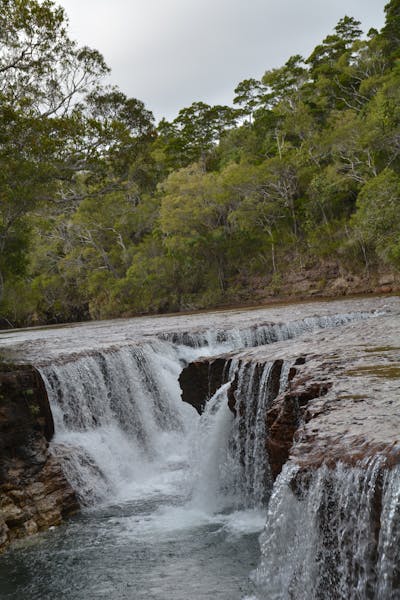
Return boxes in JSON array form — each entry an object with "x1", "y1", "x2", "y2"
[{"x1": 0, "y1": 296, "x2": 399, "y2": 599}]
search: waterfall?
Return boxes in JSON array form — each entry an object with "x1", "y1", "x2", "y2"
[
  {"x1": 2, "y1": 298, "x2": 399, "y2": 600},
  {"x1": 36, "y1": 309, "x2": 373, "y2": 507},
  {"x1": 229, "y1": 361, "x2": 276, "y2": 508},
  {"x1": 253, "y1": 458, "x2": 400, "y2": 600},
  {"x1": 39, "y1": 340, "x2": 194, "y2": 504},
  {"x1": 189, "y1": 358, "x2": 288, "y2": 511},
  {"x1": 190, "y1": 381, "x2": 235, "y2": 513},
  {"x1": 278, "y1": 361, "x2": 292, "y2": 394},
  {"x1": 376, "y1": 465, "x2": 400, "y2": 597},
  {"x1": 159, "y1": 311, "x2": 374, "y2": 350}
]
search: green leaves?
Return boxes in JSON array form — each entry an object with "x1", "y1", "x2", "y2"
[
  {"x1": 157, "y1": 101, "x2": 239, "y2": 170},
  {"x1": 0, "y1": 0, "x2": 109, "y2": 116},
  {"x1": 0, "y1": 0, "x2": 158, "y2": 321},
  {"x1": 1, "y1": 1, "x2": 400, "y2": 325},
  {"x1": 352, "y1": 169, "x2": 400, "y2": 266},
  {"x1": 381, "y1": 0, "x2": 400, "y2": 59}
]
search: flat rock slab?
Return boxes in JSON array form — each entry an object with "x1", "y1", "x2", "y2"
[
  {"x1": 0, "y1": 295, "x2": 397, "y2": 365},
  {"x1": 180, "y1": 305, "x2": 400, "y2": 475}
]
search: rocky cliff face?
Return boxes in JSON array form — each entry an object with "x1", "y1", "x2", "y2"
[
  {"x1": 0, "y1": 365, "x2": 78, "y2": 552},
  {"x1": 180, "y1": 313, "x2": 400, "y2": 482},
  {"x1": 179, "y1": 311, "x2": 400, "y2": 595}
]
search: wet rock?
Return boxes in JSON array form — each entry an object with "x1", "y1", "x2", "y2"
[
  {"x1": 0, "y1": 517, "x2": 9, "y2": 550},
  {"x1": 179, "y1": 357, "x2": 232, "y2": 414},
  {"x1": 0, "y1": 364, "x2": 79, "y2": 553},
  {"x1": 179, "y1": 310, "x2": 400, "y2": 488},
  {"x1": 23, "y1": 519, "x2": 38, "y2": 536},
  {"x1": 266, "y1": 375, "x2": 333, "y2": 479}
]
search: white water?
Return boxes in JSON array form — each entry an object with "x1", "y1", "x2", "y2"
[
  {"x1": 231, "y1": 361, "x2": 277, "y2": 508},
  {"x1": 40, "y1": 340, "x2": 196, "y2": 504},
  {"x1": 1, "y1": 297, "x2": 399, "y2": 599},
  {"x1": 37, "y1": 312, "x2": 370, "y2": 509},
  {"x1": 253, "y1": 459, "x2": 400, "y2": 599},
  {"x1": 190, "y1": 381, "x2": 236, "y2": 513},
  {"x1": 188, "y1": 356, "x2": 287, "y2": 519}
]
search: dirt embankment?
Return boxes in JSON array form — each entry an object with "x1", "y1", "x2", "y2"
[{"x1": 246, "y1": 264, "x2": 400, "y2": 306}]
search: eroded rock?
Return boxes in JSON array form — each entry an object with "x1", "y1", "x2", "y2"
[
  {"x1": 0, "y1": 364, "x2": 79, "y2": 552},
  {"x1": 179, "y1": 357, "x2": 232, "y2": 414},
  {"x1": 179, "y1": 312, "x2": 400, "y2": 486}
]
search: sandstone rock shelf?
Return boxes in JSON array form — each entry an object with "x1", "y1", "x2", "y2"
[
  {"x1": 0, "y1": 364, "x2": 78, "y2": 552},
  {"x1": 180, "y1": 309, "x2": 400, "y2": 479}
]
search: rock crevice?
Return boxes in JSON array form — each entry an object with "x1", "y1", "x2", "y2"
[{"x1": 180, "y1": 313, "x2": 400, "y2": 483}]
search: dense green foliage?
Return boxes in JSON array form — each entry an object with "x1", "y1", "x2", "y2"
[{"x1": 1, "y1": 0, "x2": 399, "y2": 325}]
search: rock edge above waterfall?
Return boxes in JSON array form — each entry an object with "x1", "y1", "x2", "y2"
[{"x1": 180, "y1": 312, "x2": 400, "y2": 478}]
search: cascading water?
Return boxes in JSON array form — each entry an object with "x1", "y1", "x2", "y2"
[
  {"x1": 39, "y1": 339, "x2": 196, "y2": 504},
  {"x1": 376, "y1": 466, "x2": 400, "y2": 598},
  {"x1": 229, "y1": 360, "x2": 279, "y2": 509},
  {"x1": 0, "y1": 299, "x2": 397, "y2": 600},
  {"x1": 189, "y1": 381, "x2": 236, "y2": 513},
  {"x1": 190, "y1": 358, "x2": 289, "y2": 512},
  {"x1": 37, "y1": 311, "x2": 369, "y2": 507},
  {"x1": 253, "y1": 459, "x2": 400, "y2": 600},
  {"x1": 159, "y1": 311, "x2": 374, "y2": 350}
]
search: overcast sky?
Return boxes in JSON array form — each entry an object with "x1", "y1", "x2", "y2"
[{"x1": 59, "y1": 0, "x2": 386, "y2": 122}]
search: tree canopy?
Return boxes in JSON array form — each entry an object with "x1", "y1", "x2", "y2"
[{"x1": 1, "y1": 0, "x2": 400, "y2": 326}]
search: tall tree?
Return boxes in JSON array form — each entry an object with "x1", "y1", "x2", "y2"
[
  {"x1": 157, "y1": 101, "x2": 238, "y2": 170},
  {"x1": 0, "y1": 0, "x2": 156, "y2": 314},
  {"x1": 380, "y1": 0, "x2": 400, "y2": 59}
]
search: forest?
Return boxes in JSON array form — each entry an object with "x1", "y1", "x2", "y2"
[{"x1": 0, "y1": 0, "x2": 399, "y2": 326}]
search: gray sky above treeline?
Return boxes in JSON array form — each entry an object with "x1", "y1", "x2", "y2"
[{"x1": 59, "y1": 0, "x2": 386, "y2": 122}]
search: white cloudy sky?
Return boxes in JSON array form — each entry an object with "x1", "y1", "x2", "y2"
[{"x1": 59, "y1": 0, "x2": 386, "y2": 122}]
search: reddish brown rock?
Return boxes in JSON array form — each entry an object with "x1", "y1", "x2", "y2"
[
  {"x1": 375, "y1": 285, "x2": 393, "y2": 294},
  {"x1": 266, "y1": 374, "x2": 332, "y2": 479},
  {"x1": 0, "y1": 364, "x2": 79, "y2": 552},
  {"x1": 179, "y1": 312, "x2": 400, "y2": 489}
]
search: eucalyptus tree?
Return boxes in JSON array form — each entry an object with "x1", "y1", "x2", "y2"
[
  {"x1": 0, "y1": 0, "x2": 109, "y2": 310},
  {"x1": 233, "y1": 78, "x2": 269, "y2": 122},
  {"x1": 0, "y1": 0, "x2": 156, "y2": 321},
  {"x1": 157, "y1": 101, "x2": 238, "y2": 171}
]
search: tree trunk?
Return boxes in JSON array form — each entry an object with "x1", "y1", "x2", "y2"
[{"x1": 0, "y1": 268, "x2": 3, "y2": 307}]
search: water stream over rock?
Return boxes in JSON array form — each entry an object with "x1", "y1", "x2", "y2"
[
  {"x1": 0, "y1": 296, "x2": 399, "y2": 599},
  {"x1": 255, "y1": 459, "x2": 400, "y2": 599}
]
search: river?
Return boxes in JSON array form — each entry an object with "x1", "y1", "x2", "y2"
[{"x1": 0, "y1": 296, "x2": 398, "y2": 599}]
